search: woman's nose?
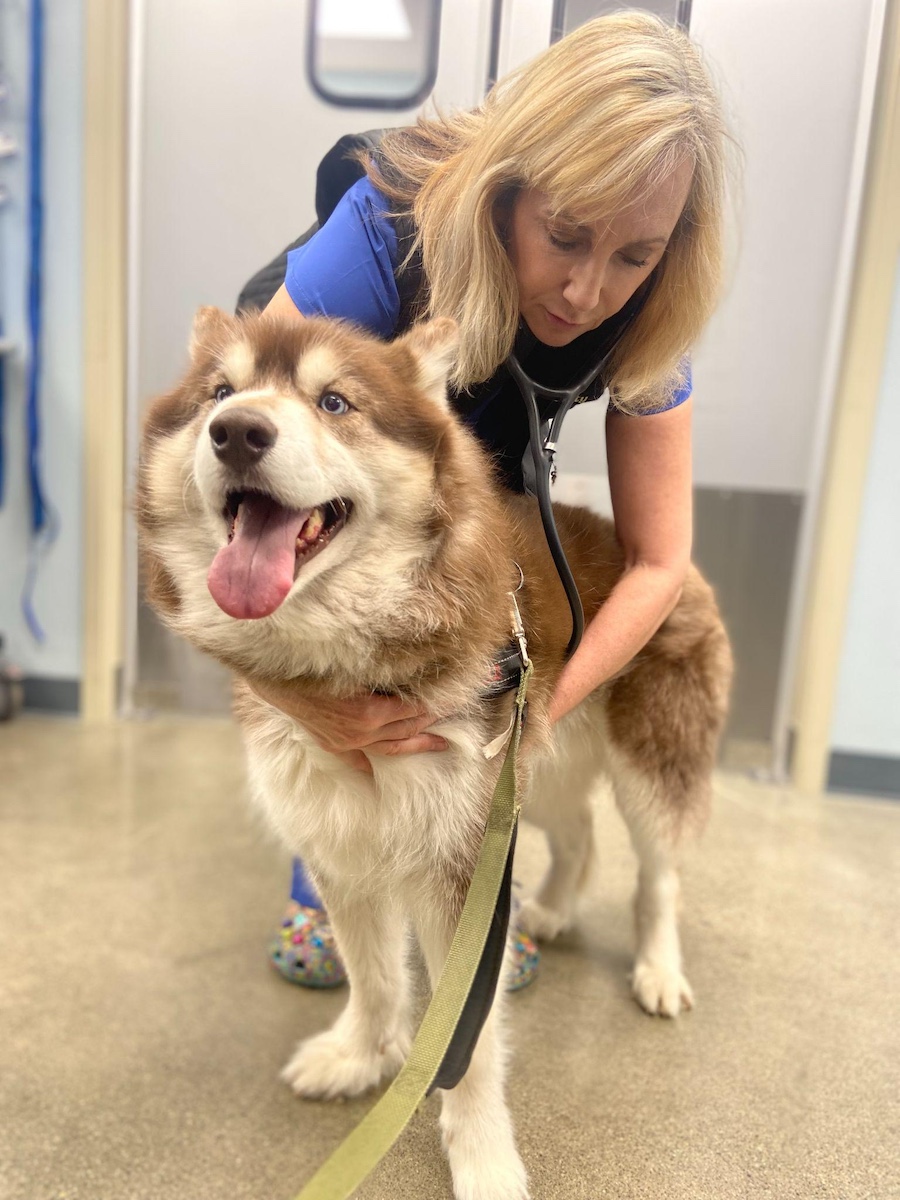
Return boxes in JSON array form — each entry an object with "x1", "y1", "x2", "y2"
[{"x1": 563, "y1": 254, "x2": 607, "y2": 314}]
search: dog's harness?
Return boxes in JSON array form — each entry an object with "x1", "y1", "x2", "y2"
[{"x1": 480, "y1": 638, "x2": 529, "y2": 700}]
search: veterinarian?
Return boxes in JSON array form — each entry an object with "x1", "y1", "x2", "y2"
[{"x1": 251, "y1": 11, "x2": 727, "y2": 990}]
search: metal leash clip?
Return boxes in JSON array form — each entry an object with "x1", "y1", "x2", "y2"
[
  {"x1": 508, "y1": 589, "x2": 530, "y2": 671},
  {"x1": 482, "y1": 567, "x2": 531, "y2": 760}
]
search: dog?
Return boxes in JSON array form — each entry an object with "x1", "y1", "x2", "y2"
[{"x1": 137, "y1": 308, "x2": 732, "y2": 1200}]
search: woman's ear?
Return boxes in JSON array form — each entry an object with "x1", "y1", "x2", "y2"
[
  {"x1": 394, "y1": 317, "x2": 460, "y2": 407},
  {"x1": 492, "y1": 185, "x2": 519, "y2": 249}
]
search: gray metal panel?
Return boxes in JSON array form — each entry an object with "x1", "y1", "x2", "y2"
[
  {"x1": 828, "y1": 752, "x2": 900, "y2": 800},
  {"x1": 22, "y1": 677, "x2": 81, "y2": 714},
  {"x1": 555, "y1": 0, "x2": 683, "y2": 35},
  {"x1": 135, "y1": 603, "x2": 231, "y2": 716},
  {"x1": 692, "y1": 489, "x2": 803, "y2": 752}
]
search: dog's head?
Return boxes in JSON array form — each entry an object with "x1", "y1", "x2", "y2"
[{"x1": 138, "y1": 311, "x2": 503, "y2": 665}]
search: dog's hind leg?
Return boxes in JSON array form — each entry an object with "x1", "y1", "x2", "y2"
[
  {"x1": 601, "y1": 614, "x2": 729, "y2": 1017},
  {"x1": 605, "y1": 747, "x2": 703, "y2": 1018},
  {"x1": 517, "y1": 710, "x2": 600, "y2": 943},
  {"x1": 281, "y1": 888, "x2": 412, "y2": 1099},
  {"x1": 416, "y1": 901, "x2": 529, "y2": 1200}
]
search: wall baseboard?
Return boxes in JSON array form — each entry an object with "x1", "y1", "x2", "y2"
[
  {"x1": 828, "y1": 751, "x2": 900, "y2": 799},
  {"x1": 22, "y1": 677, "x2": 80, "y2": 714}
]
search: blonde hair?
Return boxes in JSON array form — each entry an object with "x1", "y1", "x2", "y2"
[{"x1": 370, "y1": 11, "x2": 729, "y2": 411}]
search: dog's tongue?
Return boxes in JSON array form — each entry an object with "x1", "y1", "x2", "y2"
[{"x1": 208, "y1": 494, "x2": 311, "y2": 620}]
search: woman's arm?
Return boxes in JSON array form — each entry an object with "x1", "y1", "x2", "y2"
[
  {"x1": 547, "y1": 397, "x2": 693, "y2": 724},
  {"x1": 265, "y1": 283, "x2": 306, "y2": 321}
]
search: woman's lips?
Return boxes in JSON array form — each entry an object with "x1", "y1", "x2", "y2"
[{"x1": 544, "y1": 307, "x2": 581, "y2": 329}]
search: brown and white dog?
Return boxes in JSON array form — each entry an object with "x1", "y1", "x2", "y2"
[{"x1": 137, "y1": 309, "x2": 731, "y2": 1200}]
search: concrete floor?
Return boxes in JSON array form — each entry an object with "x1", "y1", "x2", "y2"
[{"x1": 1, "y1": 715, "x2": 898, "y2": 1200}]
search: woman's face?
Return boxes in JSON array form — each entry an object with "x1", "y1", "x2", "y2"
[{"x1": 506, "y1": 160, "x2": 693, "y2": 347}]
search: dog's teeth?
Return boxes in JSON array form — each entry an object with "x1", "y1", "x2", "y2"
[
  {"x1": 309, "y1": 506, "x2": 328, "y2": 540},
  {"x1": 301, "y1": 507, "x2": 325, "y2": 544}
]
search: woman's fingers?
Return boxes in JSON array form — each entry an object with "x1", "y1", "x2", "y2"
[
  {"x1": 323, "y1": 724, "x2": 448, "y2": 756},
  {"x1": 248, "y1": 679, "x2": 446, "y2": 757},
  {"x1": 365, "y1": 732, "x2": 450, "y2": 757},
  {"x1": 370, "y1": 713, "x2": 439, "y2": 743},
  {"x1": 358, "y1": 695, "x2": 430, "y2": 727},
  {"x1": 336, "y1": 749, "x2": 374, "y2": 774},
  {"x1": 335, "y1": 732, "x2": 447, "y2": 776}
]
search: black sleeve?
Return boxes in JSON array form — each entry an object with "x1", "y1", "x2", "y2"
[{"x1": 234, "y1": 130, "x2": 387, "y2": 315}]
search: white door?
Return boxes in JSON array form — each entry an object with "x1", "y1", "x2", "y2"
[{"x1": 126, "y1": 0, "x2": 885, "y2": 778}]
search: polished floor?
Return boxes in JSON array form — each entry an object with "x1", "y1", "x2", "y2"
[{"x1": 1, "y1": 715, "x2": 898, "y2": 1200}]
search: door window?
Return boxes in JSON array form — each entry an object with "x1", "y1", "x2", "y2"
[
  {"x1": 308, "y1": 0, "x2": 442, "y2": 108},
  {"x1": 551, "y1": 0, "x2": 689, "y2": 40}
]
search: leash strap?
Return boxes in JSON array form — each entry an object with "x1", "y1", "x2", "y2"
[{"x1": 294, "y1": 661, "x2": 532, "y2": 1200}]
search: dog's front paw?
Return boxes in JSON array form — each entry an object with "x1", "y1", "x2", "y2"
[
  {"x1": 631, "y1": 959, "x2": 694, "y2": 1018},
  {"x1": 517, "y1": 897, "x2": 571, "y2": 942},
  {"x1": 442, "y1": 1104, "x2": 528, "y2": 1200},
  {"x1": 446, "y1": 1144, "x2": 529, "y2": 1200},
  {"x1": 280, "y1": 1028, "x2": 408, "y2": 1099}
]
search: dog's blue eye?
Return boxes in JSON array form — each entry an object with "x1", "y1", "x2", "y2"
[
  {"x1": 319, "y1": 391, "x2": 351, "y2": 415},
  {"x1": 214, "y1": 384, "x2": 234, "y2": 404}
]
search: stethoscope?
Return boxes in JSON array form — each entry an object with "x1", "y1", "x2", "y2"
[
  {"x1": 504, "y1": 283, "x2": 651, "y2": 660},
  {"x1": 506, "y1": 348, "x2": 614, "y2": 660}
]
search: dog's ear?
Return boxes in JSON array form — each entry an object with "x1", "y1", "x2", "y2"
[
  {"x1": 189, "y1": 306, "x2": 236, "y2": 360},
  {"x1": 394, "y1": 318, "x2": 459, "y2": 408}
]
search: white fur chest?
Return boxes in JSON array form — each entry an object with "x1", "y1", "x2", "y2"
[{"x1": 240, "y1": 705, "x2": 494, "y2": 894}]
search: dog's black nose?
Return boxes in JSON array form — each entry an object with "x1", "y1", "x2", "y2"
[{"x1": 209, "y1": 408, "x2": 277, "y2": 471}]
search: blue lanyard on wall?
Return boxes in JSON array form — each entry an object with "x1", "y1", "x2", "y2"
[
  {"x1": 0, "y1": 92, "x2": 10, "y2": 510},
  {"x1": 21, "y1": 0, "x2": 56, "y2": 643},
  {"x1": 0, "y1": 320, "x2": 6, "y2": 509}
]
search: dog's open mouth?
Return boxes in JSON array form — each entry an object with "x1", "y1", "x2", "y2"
[{"x1": 207, "y1": 490, "x2": 352, "y2": 620}]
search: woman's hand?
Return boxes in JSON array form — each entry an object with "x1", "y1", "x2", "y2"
[{"x1": 249, "y1": 679, "x2": 449, "y2": 773}]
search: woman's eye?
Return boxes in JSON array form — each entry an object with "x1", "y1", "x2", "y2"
[
  {"x1": 319, "y1": 391, "x2": 351, "y2": 415},
  {"x1": 214, "y1": 384, "x2": 234, "y2": 404},
  {"x1": 548, "y1": 232, "x2": 579, "y2": 252},
  {"x1": 621, "y1": 255, "x2": 650, "y2": 269}
]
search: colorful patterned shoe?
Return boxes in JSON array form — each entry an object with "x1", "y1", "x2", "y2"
[
  {"x1": 268, "y1": 901, "x2": 347, "y2": 988},
  {"x1": 506, "y1": 926, "x2": 541, "y2": 991},
  {"x1": 507, "y1": 893, "x2": 540, "y2": 992},
  {"x1": 269, "y1": 899, "x2": 540, "y2": 992}
]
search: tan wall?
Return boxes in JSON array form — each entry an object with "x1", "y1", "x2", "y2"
[{"x1": 81, "y1": 0, "x2": 128, "y2": 720}]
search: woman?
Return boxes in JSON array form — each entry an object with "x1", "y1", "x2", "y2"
[{"x1": 258, "y1": 10, "x2": 727, "y2": 990}]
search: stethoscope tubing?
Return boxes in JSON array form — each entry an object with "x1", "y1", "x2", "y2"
[{"x1": 506, "y1": 348, "x2": 616, "y2": 660}]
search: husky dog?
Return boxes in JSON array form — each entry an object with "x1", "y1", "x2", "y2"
[{"x1": 137, "y1": 309, "x2": 731, "y2": 1200}]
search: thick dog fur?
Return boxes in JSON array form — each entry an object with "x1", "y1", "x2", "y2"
[{"x1": 137, "y1": 309, "x2": 732, "y2": 1200}]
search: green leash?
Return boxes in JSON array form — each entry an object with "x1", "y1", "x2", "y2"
[{"x1": 294, "y1": 660, "x2": 532, "y2": 1200}]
